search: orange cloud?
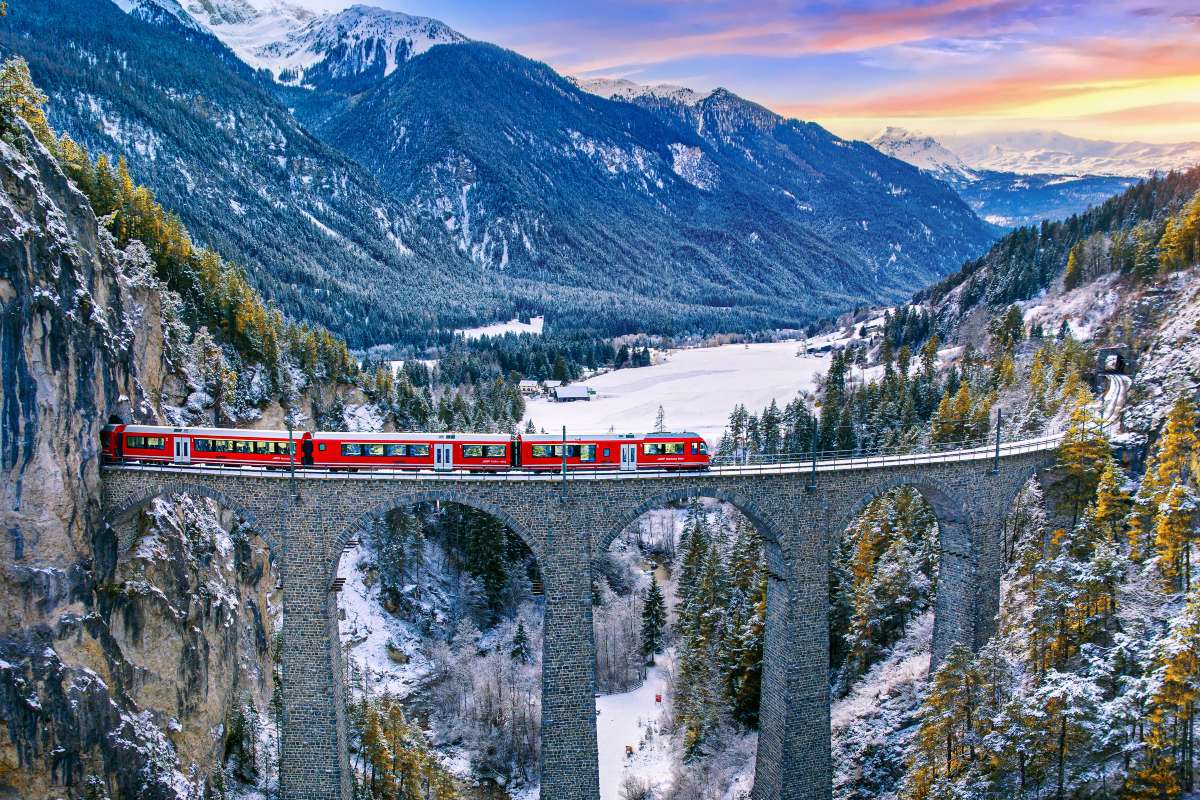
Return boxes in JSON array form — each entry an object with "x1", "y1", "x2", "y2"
[{"x1": 788, "y1": 37, "x2": 1200, "y2": 119}]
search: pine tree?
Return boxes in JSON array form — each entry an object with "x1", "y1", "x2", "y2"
[
  {"x1": 640, "y1": 575, "x2": 667, "y2": 663},
  {"x1": 511, "y1": 619, "x2": 531, "y2": 664},
  {"x1": 903, "y1": 643, "x2": 979, "y2": 800},
  {"x1": 1053, "y1": 400, "x2": 1109, "y2": 528},
  {"x1": 1063, "y1": 243, "x2": 1084, "y2": 290}
]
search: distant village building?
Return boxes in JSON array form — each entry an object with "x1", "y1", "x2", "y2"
[
  {"x1": 543, "y1": 380, "x2": 562, "y2": 389},
  {"x1": 518, "y1": 380, "x2": 541, "y2": 396},
  {"x1": 554, "y1": 385, "x2": 591, "y2": 402}
]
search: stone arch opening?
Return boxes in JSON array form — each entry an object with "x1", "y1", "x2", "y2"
[
  {"x1": 592, "y1": 488, "x2": 791, "y2": 800},
  {"x1": 328, "y1": 492, "x2": 547, "y2": 797},
  {"x1": 103, "y1": 481, "x2": 279, "y2": 561}
]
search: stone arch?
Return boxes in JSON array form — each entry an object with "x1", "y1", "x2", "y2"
[
  {"x1": 325, "y1": 489, "x2": 544, "y2": 588},
  {"x1": 103, "y1": 481, "x2": 279, "y2": 561},
  {"x1": 599, "y1": 485, "x2": 790, "y2": 578},
  {"x1": 841, "y1": 476, "x2": 968, "y2": 533}
]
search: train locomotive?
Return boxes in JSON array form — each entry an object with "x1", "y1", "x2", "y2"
[{"x1": 101, "y1": 424, "x2": 710, "y2": 472}]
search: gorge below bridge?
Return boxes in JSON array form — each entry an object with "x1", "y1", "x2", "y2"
[{"x1": 101, "y1": 432, "x2": 1071, "y2": 800}]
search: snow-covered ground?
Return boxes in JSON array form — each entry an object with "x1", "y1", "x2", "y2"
[
  {"x1": 522, "y1": 340, "x2": 832, "y2": 443},
  {"x1": 457, "y1": 316, "x2": 545, "y2": 340},
  {"x1": 337, "y1": 544, "x2": 433, "y2": 698},
  {"x1": 595, "y1": 654, "x2": 675, "y2": 800},
  {"x1": 1019, "y1": 272, "x2": 1122, "y2": 342}
]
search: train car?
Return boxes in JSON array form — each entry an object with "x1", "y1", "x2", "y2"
[
  {"x1": 111, "y1": 424, "x2": 302, "y2": 467},
  {"x1": 101, "y1": 423, "x2": 125, "y2": 462},
  {"x1": 102, "y1": 426, "x2": 711, "y2": 472},
  {"x1": 517, "y1": 434, "x2": 630, "y2": 471},
  {"x1": 311, "y1": 432, "x2": 514, "y2": 472},
  {"x1": 636, "y1": 432, "x2": 709, "y2": 470}
]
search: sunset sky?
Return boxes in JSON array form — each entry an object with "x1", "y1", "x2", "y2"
[{"x1": 297, "y1": 0, "x2": 1200, "y2": 143}]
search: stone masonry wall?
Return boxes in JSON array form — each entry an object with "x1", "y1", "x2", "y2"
[{"x1": 101, "y1": 450, "x2": 1047, "y2": 800}]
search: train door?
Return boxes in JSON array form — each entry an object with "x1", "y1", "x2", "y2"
[
  {"x1": 620, "y1": 443, "x2": 637, "y2": 471},
  {"x1": 173, "y1": 436, "x2": 191, "y2": 465},
  {"x1": 434, "y1": 443, "x2": 454, "y2": 471}
]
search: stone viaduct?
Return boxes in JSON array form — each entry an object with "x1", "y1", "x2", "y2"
[{"x1": 101, "y1": 439, "x2": 1058, "y2": 800}]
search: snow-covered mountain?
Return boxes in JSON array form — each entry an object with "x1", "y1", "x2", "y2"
[
  {"x1": 187, "y1": 1, "x2": 467, "y2": 86},
  {"x1": 572, "y1": 76, "x2": 713, "y2": 107},
  {"x1": 938, "y1": 130, "x2": 1200, "y2": 178},
  {"x1": 871, "y1": 126, "x2": 1140, "y2": 227},
  {"x1": 868, "y1": 126, "x2": 977, "y2": 183}
]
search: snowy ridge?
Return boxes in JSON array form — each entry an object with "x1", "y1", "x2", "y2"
[
  {"x1": 180, "y1": 0, "x2": 317, "y2": 65},
  {"x1": 868, "y1": 126, "x2": 977, "y2": 183},
  {"x1": 571, "y1": 76, "x2": 713, "y2": 107},
  {"x1": 180, "y1": 2, "x2": 467, "y2": 84},
  {"x1": 256, "y1": 5, "x2": 467, "y2": 84},
  {"x1": 939, "y1": 130, "x2": 1200, "y2": 177}
]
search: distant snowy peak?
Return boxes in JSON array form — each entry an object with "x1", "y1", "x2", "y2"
[
  {"x1": 869, "y1": 126, "x2": 977, "y2": 183},
  {"x1": 255, "y1": 5, "x2": 467, "y2": 85},
  {"x1": 939, "y1": 131, "x2": 1200, "y2": 178},
  {"x1": 183, "y1": 0, "x2": 311, "y2": 27},
  {"x1": 114, "y1": 0, "x2": 208, "y2": 32},
  {"x1": 572, "y1": 76, "x2": 713, "y2": 107},
  {"x1": 182, "y1": 2, "x2": 467, "y2": 85}
]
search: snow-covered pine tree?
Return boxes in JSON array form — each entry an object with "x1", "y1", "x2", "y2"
[{"x1": 640, "y1": 575, "x2": 667, "y2": 663}]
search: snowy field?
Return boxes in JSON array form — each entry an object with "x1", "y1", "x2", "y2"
[
  {"x1": 523, "y1": 340, "x2": 833, "y2": 444},
  {"x1": 457, "y1": 316, "x2": 545, "y2": 340},
  {"x1": 595, "y1": 656, "x2": 675, "y2": 800}
]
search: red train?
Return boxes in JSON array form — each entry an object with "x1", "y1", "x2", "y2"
[{"x1": 101, "y1": 424, "x2": 710, "y2": 472}]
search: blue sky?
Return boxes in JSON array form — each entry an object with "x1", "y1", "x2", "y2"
[{"x1": 292, "y1": 0, "x2": 1200, "y2": 142}]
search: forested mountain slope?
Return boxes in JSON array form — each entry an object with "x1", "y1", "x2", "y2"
[
  {"x1": 920, "y1": 166, "x2": 1200, "y2": 336},
  {"x1": 0, "y1": 0, "x2": 495, "y2": 348},
  {"x1": 291, "y1": 38, "x2": 995, "y2": 335}
]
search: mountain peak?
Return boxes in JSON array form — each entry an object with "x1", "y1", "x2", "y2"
[
  {"x1": 183, "y1": 1, "x2": 467, "y2": 85},
  {"x1": 869, "y1": 126, "x2": 976, "y2": 183},
  {"x1": 572, "y1": 76, "x2": 712, "y2": 107}
]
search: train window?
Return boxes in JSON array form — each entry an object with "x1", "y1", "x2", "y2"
[
  {"x1": 364, "y1": 444, "x2": 386, "y2": 457},
  {"x1": 483, "y1": 445, "x2": 507, "y2": 458},
  {"x1": 691, "y1": 442, "x2": 708, "y2": 455},
  {"x1": 235, "y1": 441, "x2": 251, "y2": 454},
  {"x1": 342, "y1": 444, "x2": 362, "y2": 456},
  {"x1": 409, "y1": 444, "x2": 430, "y2": 457},
  {"x1": 603, "y1": 448, "x2": 611, "y2": 458},
  {"x1": 255, "y1": 441, "x2": 272, "y2": 455},
  {"x1": 194, "y1": 439, "x2": 210, "y2": 452},
  {"x1": 531, "y1": 445, "x2": 554, "y2": 458},
  {"x1": 643, "y1": 443, "x2": 663, "y2": 455},
  {"x1": 318, "y1": 443, "x2": 326, "y2": 451},
  {"x1": 146, "y1": 437, "x2": 165, "y2": 449},
  {"x1": 462, "y1": 445, "x2": 484, "y2": 458},
  {"x1": 276, "y1": 442, "x2": 294, "y2": 455},
  {"x1": 663, "y1": 442, "x2": 684, "y2": 455},
  {"x1": 579, "y1": 444, "x2": 596, "y2": 462},
  {"x1": 385, "y1": 444, "x2": 406, "y2": 457}
]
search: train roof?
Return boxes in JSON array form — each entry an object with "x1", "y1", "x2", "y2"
[
  {"x1": 123, "y1": 424, "x2": 296, "y2": 438},
  {"x1": 521, "y1": 433, "x2": 637, "y2": 442},
  {"x1": 644, "y1": 431, "x2": 702, "y2": 438}
]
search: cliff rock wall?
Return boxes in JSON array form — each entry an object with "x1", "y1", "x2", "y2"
[{"x1": 0, "y1": 124, "x2": 277, "y2": 799}]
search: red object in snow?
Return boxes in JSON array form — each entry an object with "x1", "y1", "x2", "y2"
[{"x1": 655, "y1": 694, "x2": 662, "y2": 703}]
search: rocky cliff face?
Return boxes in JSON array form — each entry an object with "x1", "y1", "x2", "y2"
[{"x1": 0, "y1": 125, "x2": 277, "y2": 799}]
